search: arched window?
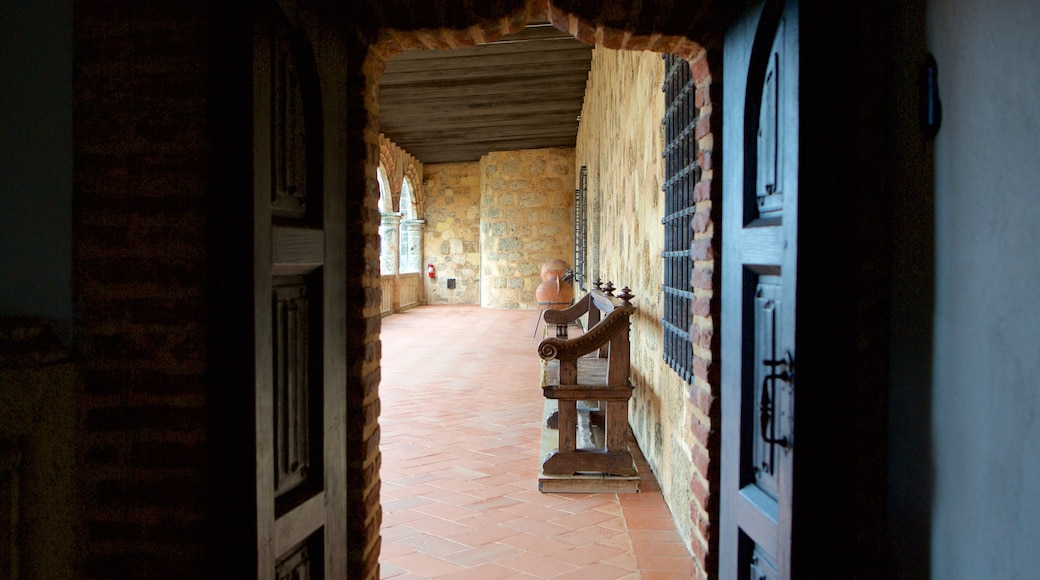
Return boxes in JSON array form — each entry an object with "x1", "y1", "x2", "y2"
[
  {"x1": 377, "y1": 166, "x2": 391, "y2": 214},
  {"x1": 398, "y1": 178, "x2": 422, "y2": 273},
  {"x1": 377, "y1": 166, "x2": 398, "y2": 275}
]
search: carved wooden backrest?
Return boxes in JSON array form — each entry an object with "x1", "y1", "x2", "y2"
[{"x1": 538, "y1": 284, "x2": 635, "y2": 389}]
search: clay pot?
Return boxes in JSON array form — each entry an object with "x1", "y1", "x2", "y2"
[
  {"x1": 536, "y1": 276, "x2": 574, "y2": 308},
  {"x1": 540, "y1": 258, "x2": 570, "y2": 282}
]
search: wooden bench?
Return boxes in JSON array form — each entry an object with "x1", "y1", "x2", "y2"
[{"x1": 537, "y1": 281, "x2": 637, "y2": 480}]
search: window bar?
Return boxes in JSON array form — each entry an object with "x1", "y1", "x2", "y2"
[{"x1": 660, "y1": 54, "x2": 699, "y2": 383}]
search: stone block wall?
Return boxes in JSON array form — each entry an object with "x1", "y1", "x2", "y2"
[
  {"x1": 422, "y1": 163, "x2": 482, "y2": 304},
  {"x1": 480, "y1": 148, "x2": 575, "y2": 309},
  {"x1": 575, "y1": 46, "x2": 719, "y2": 573}
]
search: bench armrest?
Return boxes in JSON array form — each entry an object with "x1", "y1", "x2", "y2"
[{"x1": 537, "y1": 305, "x2": 635, "y2": 361}]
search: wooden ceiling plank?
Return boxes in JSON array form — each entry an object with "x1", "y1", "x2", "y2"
[
  {"x1": 380, "y1": 91, "x2": 588, "y2": 113},
  {"x1": 380, "y1": 82, "x2": 588, "y2": 104},
  {"x1": 383, "y1": 50, "x2": 593, "y2": 76},
  {"x1": 385, "y1": 40, "x2": 591, "y2": 65},
  {"x1": 379, "y1": 58, "x2": 592, "y2": 84},
  {"x1": 388, "y1": 127, "x2": 580, "y2": 144},
  {"x1": 381, "y1": 112, "x2": 580, "y2": 131},
  {"x1": 381, "y1": 106, "x2": 584, "y2": 126},
  {"x1": 375, "y1": 23, "x2": 602, "y2": 164}
]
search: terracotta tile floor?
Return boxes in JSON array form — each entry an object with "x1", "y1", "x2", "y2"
[{"x1": 379, "y1": 305, "x2": 694, "y2": 579}]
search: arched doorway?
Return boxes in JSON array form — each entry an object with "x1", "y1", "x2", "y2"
[{"x1": 360, "y1": 3, "x2": 724, "y2": 578}]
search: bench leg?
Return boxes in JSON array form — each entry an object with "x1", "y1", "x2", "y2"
[
  {"x1": 605, "y1": 401, "x2": 629, "y2": 452},
  {"x1": 557, "y1": 400, "x2": 577, "y2": 452}
]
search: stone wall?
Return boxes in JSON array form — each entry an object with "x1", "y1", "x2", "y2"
[
  {"x1": 480, "y1": 148, "x2": 575, "y2": 309},
  {"x1": 420, "y1": 150, "x2": 576, "y2": 308},
  {"x1": 575, "y1": 46, "x2": 717, "y2": 567},
  {"x1": 422, "y1": 162, "x2": 482, "y2": 304}
]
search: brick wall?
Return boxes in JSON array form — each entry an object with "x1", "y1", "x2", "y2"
[
  {"x1": 73, "y1": 1, "x2": 221, "y2": 576},
  {"x1": 688, "y1": 52, "x2": 721, "y2": 576}
]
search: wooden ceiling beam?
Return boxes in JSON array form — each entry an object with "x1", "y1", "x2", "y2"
[
  {"x1": 380, "y1": 99, "x2": 582, "y2": 121},
  {"x1": 379, "y1": 58, "x2": 592, "y2": 85},
  {"x1": 387, "y1": 127, "x2": 579, "y2": 146},
  {"x1": 379, "y1": 93, "x2": 586, "y2": 114},
  {"x1": 381, "y1": 112, "x2": 580, "y2": 134},
  {"x1": 380, "y1": 81, "x2": 587, "y2": 104},
  {"x1": 376, "y1": 22, "x2": 595, "y2": 164}
]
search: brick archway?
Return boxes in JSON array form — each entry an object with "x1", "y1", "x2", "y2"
[{"x1": 357, "y1": 1, "x2": 722, "y2": 577}]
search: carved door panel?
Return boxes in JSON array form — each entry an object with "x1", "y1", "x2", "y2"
[
  {"x1": 254, "y1": 2, "x2": 346, "y2": 577},
  {"x1": 721, "y1": 1, "x2": 799, "y2": 578}
]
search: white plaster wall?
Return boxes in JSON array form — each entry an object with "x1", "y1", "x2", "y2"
[{"x1": 928, "y1": 1, "x2": 1040, "y2": 576}]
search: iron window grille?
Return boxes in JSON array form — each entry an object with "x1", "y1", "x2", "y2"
[
  {"x1": 573, "y1": 165, "x2": 588, "y2": 291},
  {"x1": 661, "y1": 54, "x2": 700, "y2": 384}
]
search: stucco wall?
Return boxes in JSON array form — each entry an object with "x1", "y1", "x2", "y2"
[
  {"x1": 422, "y1": 162, "x2": 482, "y2": 305},
  {"x1": 479, "y1": 148, "x2": 575, "y2": 309},
  {"x1": 926, "y1": 1, "x2": 1040, "y2": 577},
  {"x1": 575, "y1": 47, "x2": 698, "y2": 551}
]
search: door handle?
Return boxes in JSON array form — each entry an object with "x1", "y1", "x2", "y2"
[{"x1": 759, "y1": 351, "x2": 794, "y2": 450}]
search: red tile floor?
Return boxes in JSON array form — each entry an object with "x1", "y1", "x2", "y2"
[{"x1": 379, "y1": 305, "x2": 694, "y2": 579}]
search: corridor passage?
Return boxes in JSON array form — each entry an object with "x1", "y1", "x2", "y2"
[{"x1": 379, "y1": 305, "x2": 693, "y2": 579}]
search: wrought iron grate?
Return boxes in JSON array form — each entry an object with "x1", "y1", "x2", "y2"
[
  {"x1": 574, "y1": 165, "x2": 588, "y2": 291},
  {"x1": 660, "y1": 54, "x2": 700, "y2": 384}
]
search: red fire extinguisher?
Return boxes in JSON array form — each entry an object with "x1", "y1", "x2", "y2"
[{"x1": 427, "y1": 263, "x2": 435, "y2": 279}]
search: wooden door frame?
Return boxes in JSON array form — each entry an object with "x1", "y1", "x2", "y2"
[{"x1": 201, "y1": 1, "x2": 891, "y2": 577}]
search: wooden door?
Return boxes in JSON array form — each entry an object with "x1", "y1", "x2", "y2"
[
  {"x1": 253, "y1": 1, "x2": 347, "y2": 577},
  {"x1": 720, "y1": 1, "x2": 799, "y2": 578}
]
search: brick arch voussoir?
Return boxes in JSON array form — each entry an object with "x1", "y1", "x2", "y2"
[
  {"x1": 377, "y1": 136, "x2": 401, "y2": 212},
  {"x1": 403, "y1": 167, "x2": 424, "y2": 217}
]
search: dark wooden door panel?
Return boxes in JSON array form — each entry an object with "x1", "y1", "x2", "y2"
[
  {"x1": 722, "y1": 1, "x2": 799, "y2": 578},
  {"x1": 254, "y1": 2, "x2": 347, "y2": 577}
]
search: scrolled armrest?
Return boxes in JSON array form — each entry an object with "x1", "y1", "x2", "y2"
[{"x1": 537, "y1": 305, "x2": 634, "y2": 361}]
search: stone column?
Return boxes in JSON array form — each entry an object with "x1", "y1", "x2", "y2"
[
  {"x1": 400, "y1": 218, "x2": 425, "y2": 274},
  {"x1": 380, "y1": 212, "x2": 402, "y2": 275},
  {"x1": 380, "y1": 212, "x2": 401, "y2": 311}
]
